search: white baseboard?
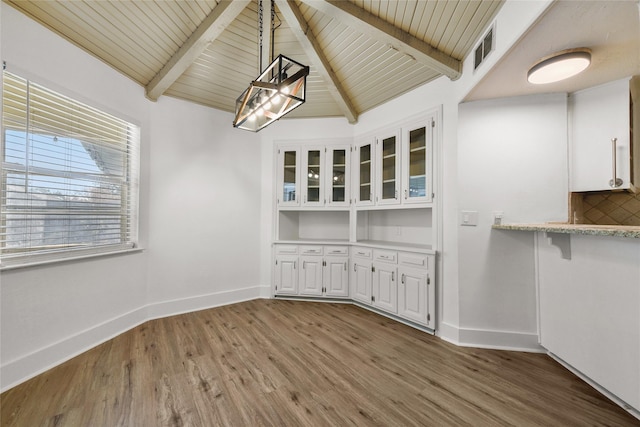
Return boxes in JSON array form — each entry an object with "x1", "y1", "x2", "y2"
[
  {"x1": 439, "y1": 323, "x2": 544, "y2": 353},
  {"x1": 1, "y1": 285, "x2": 266, "y2": 393}
]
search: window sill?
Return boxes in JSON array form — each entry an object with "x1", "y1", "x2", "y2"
[{"x1": 0, "y1": 247, "x2": 145, "y2": 271}]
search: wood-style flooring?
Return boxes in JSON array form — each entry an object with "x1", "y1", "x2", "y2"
[{"x1": 1, "y1": 299, "x2": 638, "y2": 426}]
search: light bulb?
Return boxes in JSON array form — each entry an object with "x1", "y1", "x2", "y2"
[
  {"x1": 308, "y1": 172, "x2": 313, "y2": 178},
  {"x1": 314, "y1": 174, "x2": 319, "y2": 179}
]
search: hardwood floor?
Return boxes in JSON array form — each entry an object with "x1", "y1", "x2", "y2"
[{"x1": 2, "y1": 299, "x2": 638, "y2": 426}]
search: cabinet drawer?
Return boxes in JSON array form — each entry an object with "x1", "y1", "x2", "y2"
[
  {"x1": 352, "y1": 247, "x2": 372, "y2": 259},
  {"x1": 299, "y1": 245, "x2": 323, "y2": 256},
  {"x1": 275, "y1": 245, "x2": 298, "y2": 255},
  {"x1": 399, "y1": 252, "x2": 429, "y2": 268},
  {"x1": 374, "y1": 249, "x2": 397, "y2": 263},
  {"x1": 325, "y1": 246, "x2": 348, "y2": 256}
]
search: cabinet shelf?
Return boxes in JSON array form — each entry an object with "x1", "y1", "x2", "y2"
[
  {"x1": 383, "y1": 154, "x2": 397, "y2": 160},
  {"x1": 410, "y1": 147, "x2": 426, "y2": 153}
]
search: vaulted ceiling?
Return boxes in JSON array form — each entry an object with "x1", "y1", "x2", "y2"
[{"x1": 4, "y1": 0, "x2": 503, "y2": 123}]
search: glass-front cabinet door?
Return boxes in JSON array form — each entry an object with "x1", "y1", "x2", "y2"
[
  {"x1": 376, "y1": 131, "x2": 401, "y2": 205},
  {"x1": 403, "y1": 119, "x2": 432, "y2": 204},
  {"x1": 302, "y1": 146, "x2": 325, "y2": 206},
  {"x1": 277, "y1": 146, "x2": 299, "y2": 206},
  {"x1": 355, "y1": 138, "x2": 374, "y2": 206},
  {"x1": 327, "y1": 145, "x2": 350, "y2": 206}
]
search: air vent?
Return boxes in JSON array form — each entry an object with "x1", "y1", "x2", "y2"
[{"x1": 474, "y1": 25, "x2": 495, "y2": 71}]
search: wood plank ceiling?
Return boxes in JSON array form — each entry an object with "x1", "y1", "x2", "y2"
[{"x1": 4, "y1": 0, "x2": 503, "y2": 123}]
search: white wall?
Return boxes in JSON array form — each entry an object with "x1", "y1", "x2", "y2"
[
  {"x1": 457, "y1": 94, "x2": 568, "y2": 350},
  {"x1": 146, "y1": 96, "x2": 265, "y2": 315},
  {"x1": 0, "y1": 3, "x2": 151, "y2": 390},
  {"x1": 0, "y1": 3, "x2": 266, "y2": 391},
  {"x1": 0, "y1": 0, "x2": 562, "y2": 391}
]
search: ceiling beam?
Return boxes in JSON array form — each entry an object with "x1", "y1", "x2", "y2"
[
  {"x1": 299, "y1": 0, "x2": 462, "y2": 80},
  {"x1": 146, "y1": 0, "x2": 251, "y2": 101},
  {"x1": 275, "y1": 0, "x2": 358, "y2": 123}
]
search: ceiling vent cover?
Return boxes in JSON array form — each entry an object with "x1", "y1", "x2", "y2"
[{"x1": 474, "y1": 25, "x2": 495, "y2": 71}]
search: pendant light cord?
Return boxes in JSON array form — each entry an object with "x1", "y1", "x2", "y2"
[{"x1": 258, "y1": 0, "x2": 263, "y2": 73}]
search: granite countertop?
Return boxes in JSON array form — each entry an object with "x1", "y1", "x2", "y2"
[{"x1": 492, "y1": 223, "x2": 640, "y2": 238}]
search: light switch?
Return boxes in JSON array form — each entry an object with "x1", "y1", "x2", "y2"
[{"x1": 460, "y1": 210, "x2": 478, "y2": 226}]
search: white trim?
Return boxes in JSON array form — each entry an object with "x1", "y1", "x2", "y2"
[
  {"x1": 0, "y1": 247, "x2": 144, "y2": 271},
  {"x1": 439, "y1": 323, "x2": 544, "y2": 353},
  {"x1": 0, "y1": 285, "x2": 266, "y2": 392}
]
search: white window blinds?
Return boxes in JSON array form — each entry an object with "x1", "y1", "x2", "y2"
[{"x1": 1, "y1": 71, "x2": 140, "y2": 268}]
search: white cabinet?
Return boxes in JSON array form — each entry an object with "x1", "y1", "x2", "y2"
[
  {"x1": 397, "y1": 252, "x2": 435, "y2": 328},
  {"x1": 299, "y1": 246, "x2": 323, "y2": 296},
  {"x1": 280, "y1": 143, "x2": 351, "y2": 208},
  {"x1": 355, "y1": 114, "x2": 436, "y2": 208},
  {"x1": 324, "y1": 254, "x2": 349, "y2": 297},
  {"x1": 570, "y1": 78, "x2": 634, "y2": 192},
  {"x1": 402, "y1": 119, "x2": 433, "y2": 204},
  {"x1": 372, "y1": 250, "x2": 398, "y2": 313},
  {"x1": 273, "y1": 244, "x2": 350, "y2": 298},
  {"x1": 301, "y1": 147, "x2": 325, "y2": 206},
  {"x1": 326, "y1": 145, "x2": 351, "y2": 207},
  {"x1": 274, "y1": 245, "x2": 299, "y2": 295},
  {"x1": 276, "y1": 146, "x2": 300, "y2": 207},
  {"x1": 373, "y1": 261, "x2": 397, "y2": 313},
  {"x1": 376, "y1": 130, "x2": 401, "y2": 205},
  {"x1": 354, "y1": 138, "x2": 375, "y2": 206},
  {"x1": 351, "y1": 247, "x2": 372, "y2": 304},
  {"x1": 350, "y1": 246, "x2": 435, "y2": 328}
]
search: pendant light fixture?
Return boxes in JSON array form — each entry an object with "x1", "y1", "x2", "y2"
[
  {"x1": 527, "y1": 48, "x2": 591, "y2": 85},
  {"x1": 233, "y1": 0, "x2": 309, "y2": 132}
]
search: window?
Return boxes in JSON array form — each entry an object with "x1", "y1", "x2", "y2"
[{"x1": 1, "y1": 71, "x2": 140, "y2": 268}]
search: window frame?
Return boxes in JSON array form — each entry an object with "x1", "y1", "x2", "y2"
[{"x1": 1, "y1": 71, "x2": 141, "y2": 270}]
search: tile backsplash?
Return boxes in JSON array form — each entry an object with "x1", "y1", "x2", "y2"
[{"x1": 571, "y1": 191, "x2": 640, "y2": 226}]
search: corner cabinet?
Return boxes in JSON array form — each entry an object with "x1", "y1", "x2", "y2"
[
  {"x1": 351, "y1": 245, "x2": 436, "y2": 329},
  {"x1": 274, "y1": 244, "x2": 350, "y2": 298},
  {"x1": 355, "y1": 118, "x2": 434, "y2": 207},
  {"x1": 279, "y1": 143, "x2": 352, "y2": 208},
  {"x1": 273, "y1": 108, "x2": 440, "y2": 334}
]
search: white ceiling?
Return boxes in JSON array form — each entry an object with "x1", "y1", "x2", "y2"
[
  {"x1": 465, "y1": 0, "x2": 640, "y2": 101},
  {"x1": 3, "y1": 0, "x2": 503, "y2": 123}
]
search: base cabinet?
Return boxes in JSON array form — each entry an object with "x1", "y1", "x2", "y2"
[
  {"x1": 274, "y1": 244, "x2": 350, "y2": 298},
  {"x1": 372, "y1": 261, "x2": 397, "y2": 313},
  {"x1": 351, "y1": 248, "x2": 373, "y2": 304},
  {"x1": 398, "y1": 266, "x2": 430, "y2": 325},
  {"x1": 324, "y1": 255, "x2": 349, "y2": 297},
  {"x1": 299, "y1": 255, "x2": 323, "y2": 296},
  {"x1": 274, "y1": 254, "x2": 299, "y2": 295},
  {"x1": 350, "y1": 246, "x2": 435, "y2": 329}
]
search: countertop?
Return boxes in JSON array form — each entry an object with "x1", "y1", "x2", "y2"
[{"x1": 492, "y1": 223, "x2": 640, "y2": 239}]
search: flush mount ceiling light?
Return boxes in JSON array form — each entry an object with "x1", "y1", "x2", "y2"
[
  {"x1": 527, "y1": 48, "x2": 591, "y2": 85},
  {"x1": 233, "y1": 1, "x2": 309, "y2": 132}
]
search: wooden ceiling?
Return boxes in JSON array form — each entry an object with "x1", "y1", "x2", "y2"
[{"x1": 5, "y1": 0, "x2": 503, "y2": 122}]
